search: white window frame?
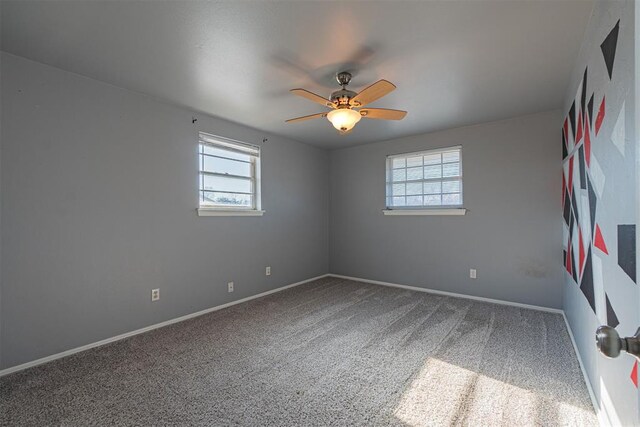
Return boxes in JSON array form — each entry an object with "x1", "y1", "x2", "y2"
[
  {"x1": 383, "y1": 145, "x2": 466, "y2": 216},
  {"x1": 197, "y1": 132, "x2": 264, "y2": 217}
]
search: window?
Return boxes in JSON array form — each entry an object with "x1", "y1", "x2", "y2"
[
  {"x1": 386, "y1": 146, "x2": 463, "y2": 209},
  {"x1": 198, "y1": 132, "x2": 262, "y2": 216}
]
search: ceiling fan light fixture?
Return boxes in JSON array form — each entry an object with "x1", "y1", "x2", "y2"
[
  {"x1": 286, "y1": 72, "x2": 406, "y2": 135},
  {"x1": 327, "y1": 108, "x2": 361, "y2": 133}
]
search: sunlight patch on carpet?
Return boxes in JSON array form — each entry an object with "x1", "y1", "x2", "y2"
[{"x1": 394, "y1": 358, "x2": 596, "y2": 426}]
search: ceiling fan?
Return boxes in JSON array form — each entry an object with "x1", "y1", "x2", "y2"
[{"x1": 286, "y1": 71, "x2": 407, "y2": 134}]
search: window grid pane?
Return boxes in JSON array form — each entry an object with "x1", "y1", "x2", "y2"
[
  {"x1": 201, "y1": 191, "x2": 252, "y2": 207},
  {"x1": 198, "y1": 137, "x2": 259, "y2": 209},
  {"x1": 386, "y1": 146, "x2": 462, "y2": 208}
]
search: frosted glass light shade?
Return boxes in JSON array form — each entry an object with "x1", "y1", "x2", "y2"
[{"x1": 327, "y1": 108, "x2": 362, "y2": 132}]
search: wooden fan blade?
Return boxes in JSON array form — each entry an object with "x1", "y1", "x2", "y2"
[
  {"x1": 285, "y1": 112, "x2": 328, "y2": 123},
  {"x1": 290, "y1": 89, "x2": 336, "y2": 108},
  {"x1": 350, "y1": 80, "x2": 396, "y2": 107},
  {"x1": 359, "y1": 108, "x2": 407, "y2": 120}
]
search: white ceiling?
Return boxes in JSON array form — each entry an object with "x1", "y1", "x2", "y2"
[{"x1": 1, "y1": 0, "x2": 593, "y2": 148}]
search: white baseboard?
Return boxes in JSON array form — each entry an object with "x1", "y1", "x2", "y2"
[
  {"x1": 0, "y1": 274, "x2": 330, "y2": 377},
  {"x1": 561, "y1": 312, "x2": 609, "y2": 427},
  {"x1": 328, "y1": 274, "x2": 563, "y2": 314}
]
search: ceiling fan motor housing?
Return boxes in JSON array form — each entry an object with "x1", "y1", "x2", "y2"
[
  {"x1": 332, "y1": 71, "x2": 357, "y2": 106},
  {"x1": 331, "y1": 88, "x2": 357, "y2": 107}
]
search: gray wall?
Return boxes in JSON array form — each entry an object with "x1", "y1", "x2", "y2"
[
  {"x1": 0, "y1": 53, "x2": 330, "y2": 369},
  {"x1": 330, "y1": 110, "x2": 563, "y2": 309},
  {"x1": 0, "y1": 51, "x2": 569, "y2": 370},
  {"x1": 561, "y1": 1, "x2": 638, "y2": 424}
]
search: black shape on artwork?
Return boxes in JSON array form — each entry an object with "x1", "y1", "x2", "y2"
[
  {"x1": 580, "y1": 247, "x2": 595, "y2": 312},
  {"x1": 563, "y1": 250, "x2": 567, "y2": 267},
  {"x1": 569, "y1": 102, "x2": 576, "y2": 139},
  {"x1": 578, "y1": 146, "x2": 587, "y2": 190},
  {"x1": 571, "y1": 249, "x2": 578, "y2": 283},
  {"x1": 617, "y1": 224, "x2": 636, "y2": 283},
  {"x1": 587, "y1": 177, "x2": 597, "y2": 235},
  {"x1": 571, "y1": 190, "x2": 579, "y2": 224},
  {"x1": 606, "y1": 294, "x2": 620, "y2": 328},
  {"x1": 563, "y1": 191, "x2": 571, "y2": 225},
  {"x1": 562, "y1": 132, "x2": 568, "y2": 159},
  {"x1": 581, "y1": 68, "x2": 588, "y2": 114},
  {"x1": 588, "y1": 94, "x2": 594, "y2": 129},
  {"x1": 601, "y1": 20, "x2": 620, "y2": 80},
  {"x1": 569, "y1": 210, "x2": 575, "y2": 240}
]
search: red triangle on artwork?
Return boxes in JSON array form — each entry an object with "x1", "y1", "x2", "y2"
[
  {"x1": 595, "y1": 96, "x2": 605, "y2": 136},
  {"x1": 631, "y1": 360, "x2": 638, "y2": 388},
  {"x1": 576, "y1": 111, "x2": 583, "y2": 143},
  {"x1": 584, "y1": 122, "x2": 591, "y2": 167},
  {"x1": 594, "y1": 224, "x2": 609, "y2": 255},
  {"x1": 566, "y1": 244, "x2": 572, "y2": 275}
]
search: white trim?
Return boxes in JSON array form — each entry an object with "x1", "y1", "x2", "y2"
[
  {"x1": 386, "y1": 145, "x2": 462, "y2": 159},
  {"x1": 385, "y1": 145, "x2": 464, "y2": 211},
  {"x1": 0, "y1": 274, "x2": 329, "y2": 377},
  {"x1": 382, "y1": 208, "x2": 467, "y2": 216},
  {"x1": 328, "y1": 274, "x2": 562, "y2": 313},
  {"x1": 561, "y1": 312, "x2": 610, "y2": 427},
  {"x1": 198, "y1": 131, "x2": 262, "y2": 211},
  {"x1": 199, "y1": 131, "x2": 260, "y2": 155},
  {"x1": 197, "y1": 209, "x2": 265, "y2": 217}
]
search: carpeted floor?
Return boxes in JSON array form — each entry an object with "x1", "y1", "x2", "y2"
[{"x1": 1, "y1": 277, "x2": 597, "y2": 426}]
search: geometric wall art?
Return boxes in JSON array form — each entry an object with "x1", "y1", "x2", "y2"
[
  {"x1": 562, "y1": 19, "x2": 631, "y2": 323},
  {"x1": 605, "y1": 293, "x2": 620, "y2": 328},
  {"x1": 563, "y1": 3, "x2": 640, "y2": 421},
  {"x1": 600, "y1": 20, "x2": 619, "y2": 80},
  {"x1": 617, "y1": 224, "x2": 636, "y2": 283},
  {"x1": 564, "y1": 16, "x2": 639, "y2": 399}
]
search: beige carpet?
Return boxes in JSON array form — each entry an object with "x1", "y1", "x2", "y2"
[{"x1": 1, "y1": 277, "x2": 597, "y2": 426}]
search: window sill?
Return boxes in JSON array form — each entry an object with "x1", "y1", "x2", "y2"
[
  {"x1": 197, "y1": 208, "x2": 265, "y2": 217},
  {"x1": 382, "y1": 208, "x2": 467, "y2": 216}
]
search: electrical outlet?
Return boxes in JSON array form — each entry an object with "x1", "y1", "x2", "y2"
[
  {"x1": 470, "y1": 269, "x2": 477, "y2": 279},
  {"x1": 151, "y1": 288, "x2": 160, "y2": 301},
  {"x1": 228, "y1": 282, "x2": 234, "y2": 293},
  {"x1": 266, "y1": 266, "x2": 271, "y2": 276}
]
